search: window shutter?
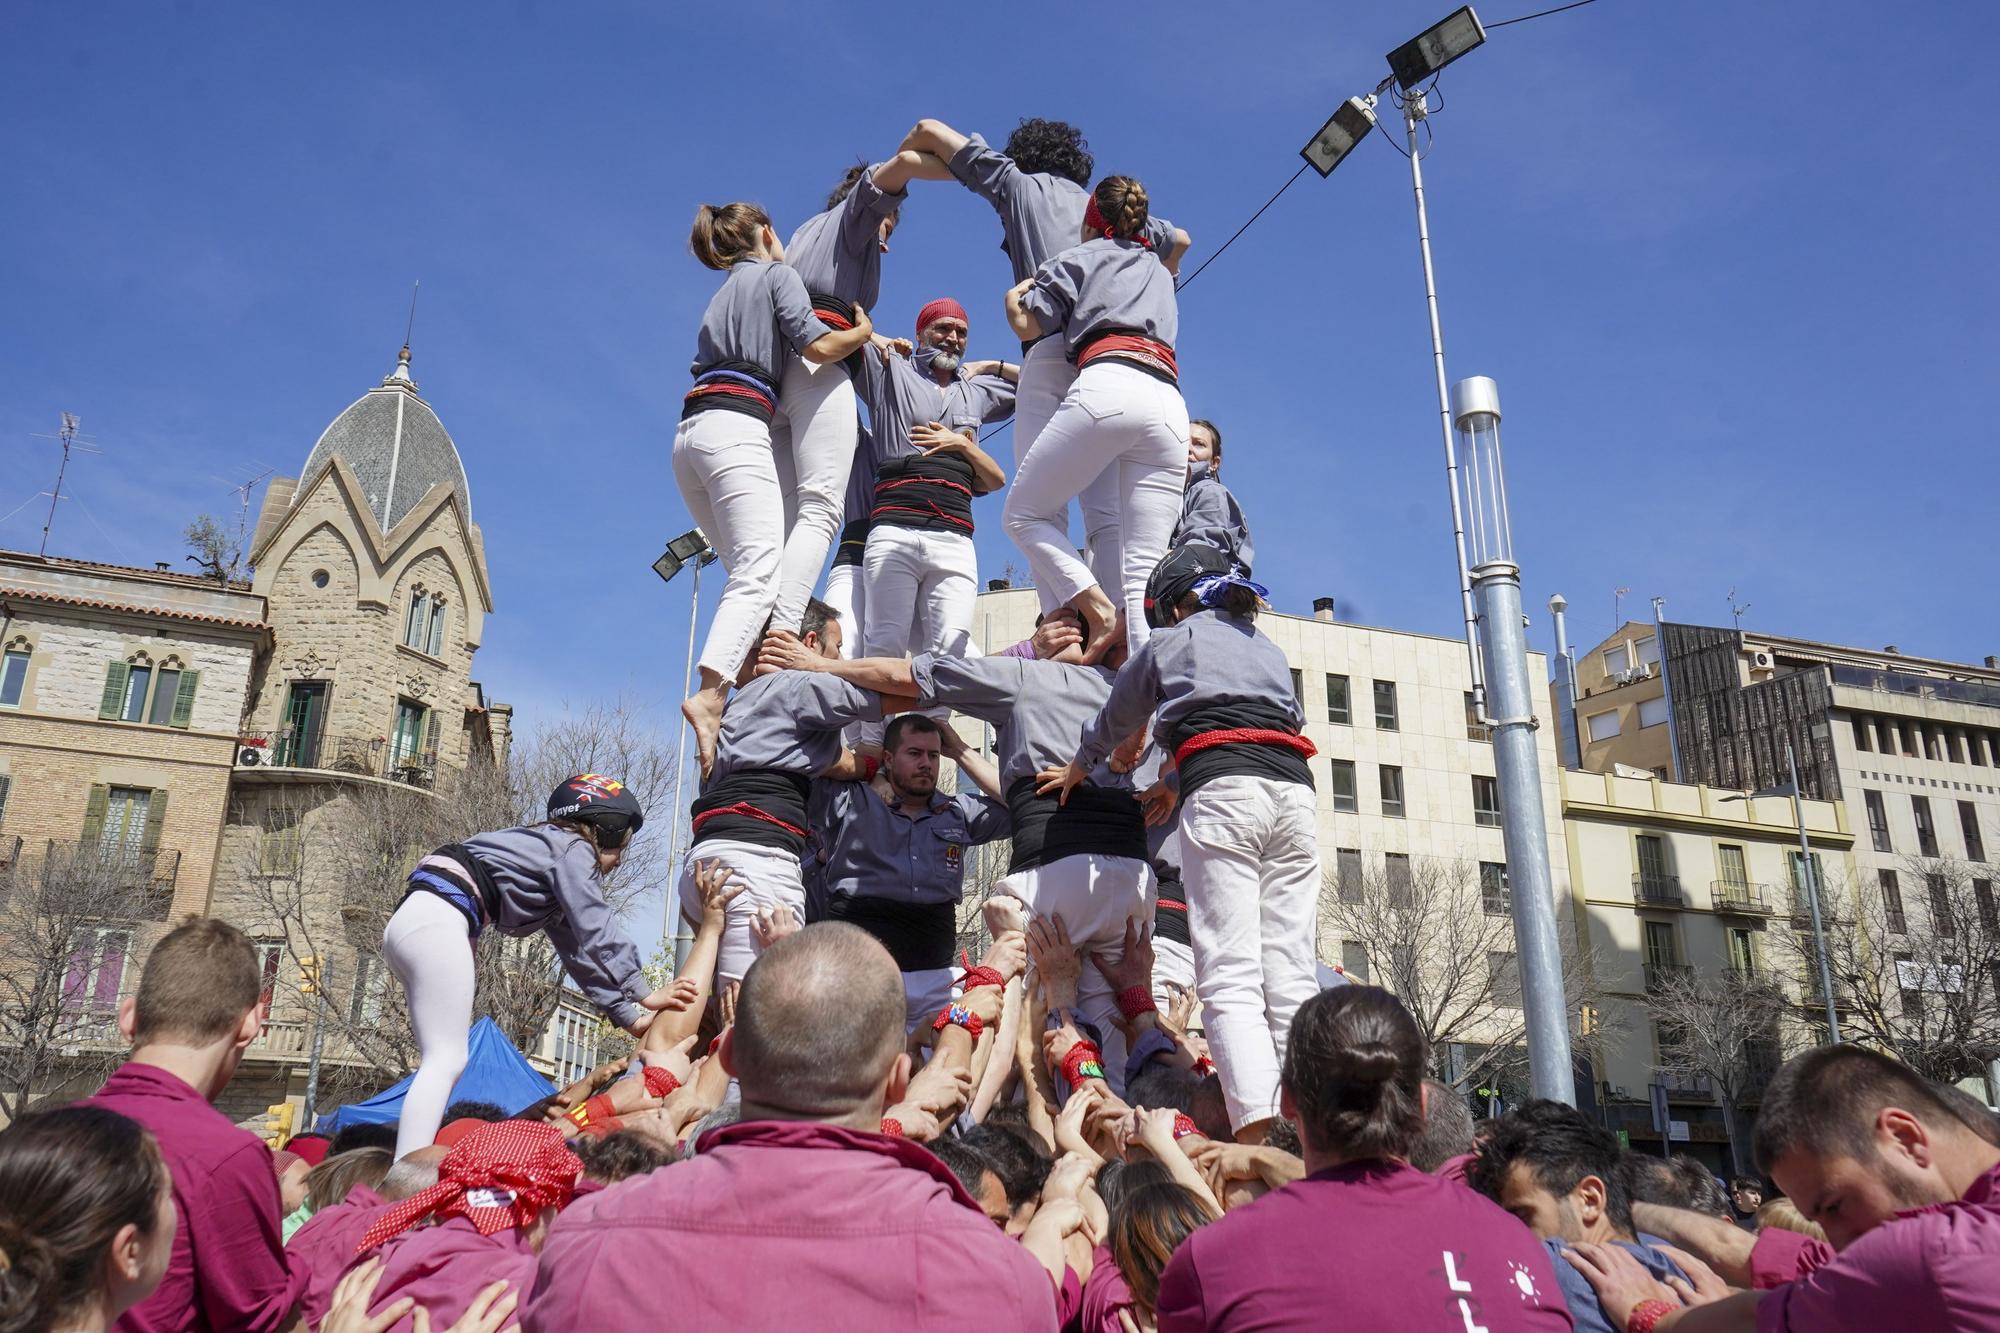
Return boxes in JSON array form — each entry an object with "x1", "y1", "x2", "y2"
[
  {"x1": 140, "y1": 790, "x2": 169, "y2": 853},
  {"x1": 422, "y1": 706, "x2": 440, "y2": 757},
  {"x1": 427, "y1": 600, "x2": 446, "y2": 656},
  {"x1": 169, "y1": 669, "x2": 200, "y2": 729},
  {"x1": 98, "y1": 662, "x2": 130, "y2": 720},
  {"x1": 81, "y1": 784, "x2": 110, "y2": 844}
]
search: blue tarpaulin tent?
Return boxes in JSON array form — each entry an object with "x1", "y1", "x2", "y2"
[{"x1": 315, "y1": 1016, "x2": 555, "y2": 1133}]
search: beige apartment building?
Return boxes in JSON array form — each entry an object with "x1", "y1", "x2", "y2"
[
  {"x1": 0, "y1": 346, "x2": 517, "y2": 1122},
  {"x1": 1561, "y1": 768, "x2": 1855, "y2": 1165},
  {"x1": 1561, "y1": 620, "x2": 1672, "y2": 778}
]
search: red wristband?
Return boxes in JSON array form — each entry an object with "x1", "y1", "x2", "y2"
[
  {"x1": 1060, "y1": 1040, "x2": 1106, "y2": 1087},
  {"x1": 1193, "y1": 1055, "x2": 1215, "y2": 1076},
  {"x1": 1172, "y1": 1113, "x2": 1200, "y2": 1140},
  {"x1": 567, "y1": 1093, "x2": 617, "y2": 1127},
  {"x1": 642, "y1": 1066, "x2": 681, "y2": 1099},
  {"x1": 1627, "y1": 1300, "x2": 1675, "y2": 1333},
  {"x1": 959, "y1": 965, "x2": 1005, "y2": 994},
  {"x1": 879, "y1": 1117, "x2": 904, "y2": 1138},
  {"x1": 932, "y1": 1004, "x2": 984, "y2": 1040},
  {"x1": 1116, "y1": 985, "x2": 1158, "y2": 1019}
]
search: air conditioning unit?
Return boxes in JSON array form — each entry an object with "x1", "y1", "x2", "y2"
[
  {"x1": 236, "y1": 744, "x2": 267, "y2": 767},
  {"x1": 1750, "y1": 650, "x2": 1774, "y2": 671}
]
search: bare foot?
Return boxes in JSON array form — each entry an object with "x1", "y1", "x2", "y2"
[
  {"x1": 1071, "y1": 589, "x2": 1118, "y2": 662},
  {"x1": 1108, "y1": 725, "x2": 1149, "y2": 773},
  {"x1": 681, "y1": 689, "x2": 727, "y2": 781}
]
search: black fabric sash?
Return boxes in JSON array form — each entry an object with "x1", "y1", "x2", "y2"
[
  {"x1": 1004, "y1": 776, "x2": 1148, "y2": 874},
  {"x1": 1171, "y1": 701, "x2": 1315, "y2": 799}
]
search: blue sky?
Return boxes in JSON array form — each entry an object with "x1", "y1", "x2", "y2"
[{"x1": 5, "y1": 1, "x2": 1997, "y2": 754}]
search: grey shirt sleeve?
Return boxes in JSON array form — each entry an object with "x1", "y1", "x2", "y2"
[
  {"x1": 953, "y1": 792, "x2": 1013, "y2": 845},
  {"x1": 840, "y1": 165, "x2": 904, "y2": 258},
  {"x1": 946, "y1": 132, "x2": 1017, "y2": 204},
  {"x1": 911, "y1": 652, "x2": 1025, "y2": 726},
  {"x1": 1142, "y1": 213, "x2": 1180, "y2": 254},
  {"x1": 768, "y1": 263, "x2": 828, "y2": 355},
  {"x1": 795, "y1": 673, "x2": 886, "y2": 729},
  {"x1": 1076, "y1": 638, "x2": 1162, "y2": 768},
  {"x1": 538, "y1": 838, "x2": 648, "y2": 1028},
  {"x1": 1018, "y1": 250, "x2": 1082, "y2": 334}
]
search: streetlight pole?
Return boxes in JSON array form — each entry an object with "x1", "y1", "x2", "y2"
[
  {"x1": 302, "y1": 954, "x2": 331, "y2": 1128},
  {"x1": 1451, "y1": 377, "x2": 1575, "y2": 1106},
  {"x1": 669, "y1": 556, "x2": 704, "y2": 974},
  {"x1": 1789, "y1": 740, "x2": 1842, "y2": 1043}
]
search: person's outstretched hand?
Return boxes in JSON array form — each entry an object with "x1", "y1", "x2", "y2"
[
  {"x1": 983, "y1": 894, "x2": 1027, "y2": 939},
  {"x1": 321, "y1": 1259, "x2": 414, "y2": 1333},
  {"x1": 549, "y1": 1055, "x2": 628, "y2": 1112},
  {"x1": 756, "y1": 628, "x2": 825, "y2": 676},
  {"x1": 414, "y1": 1281, "x2": 520, "y2": 1333},
  {"x1": 751, "y1": 904, "x2": 800, "y2": 949},
  {"x1": 1027, "y1": 915, "x2": 1083, "y2": 1013},
  {"x1": 1089, "y1": 917, "x2": 1155, "y2": 1000},
  {"x1": 1041, "y1": 1150, "x2": 1096, "y2": 1203},
  {"x1": 1140, "y1": 780, "x2": 1178, "y2": 827},
  {"x1": 718, "y1": 979, "x2": 740, "y2": 1029},
  {"x1": 693, "y1": 860, "x2": 746, "y2": 927},
  {"x1": 1033, "y1": 759, "x2": 1089, "y2": 804},
  {"x1": 646, "y1": 1032, "x2": 701, "y2": 1088},
  {"x1": 1562, "y1": 1242, "x2": 1689, "y2": 1332},
  {"x1": 904, "y1": 1061, "x2": 975, "y2": 1118},
  {"x1": 1108, "y1": 727, "x2": 1148, "y2": 774},
  {"x1": 1055, "y1": 1085, "x2": 1105, "y2": 1164}
]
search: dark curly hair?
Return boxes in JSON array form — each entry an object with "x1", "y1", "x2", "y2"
[{"x1": 1005, "y1": 118, "x2": 1094, "y2": 187}]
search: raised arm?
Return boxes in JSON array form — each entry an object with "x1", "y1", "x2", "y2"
[
  {"x1": 873, "y1": 148, "x2": 953, "y2": 193},
  {"x1": 1005, "y1": 279, "x2": 1044, "y2": 343},
  {"x1": 802, "y1": 304, "x2": 875, "y2": 365},
  {"x1": 1161, "y1": 228, "x2": 1192, "y2": 275},
  {"x1": 939, "y1": 723, "x2": 1005, "y2": 801},
  {"x1": 756, "y1": 629, "x2": 917, "y2": 694},
  {"x1": 900, "y1": 118, "x2": 972, "y2": 163}
]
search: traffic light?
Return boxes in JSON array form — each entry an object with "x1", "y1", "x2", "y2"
[
  {"x1": 264, "y1": 1102, "x2": 297, "y2": 1148},
  {"x1": 299, "y1": 955, "x2": 321, "y2": 996}
]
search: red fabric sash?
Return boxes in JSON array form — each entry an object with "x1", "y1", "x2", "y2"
[{"x1": 1173, "y1": 727, "x2": 1317, "y2": 769}]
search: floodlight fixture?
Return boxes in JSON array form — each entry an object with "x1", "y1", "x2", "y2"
[
  {"x1": 653, "y1": 527, "x2": 716, "y2": 585},
  {"x1": 1386, "y1": 6, "x2": 1487, "y2": 90},
  {"x1": 1299, "y1": 96, "x2": 1379, "y2": 178}
]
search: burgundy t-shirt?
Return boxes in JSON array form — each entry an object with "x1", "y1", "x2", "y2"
[
  {"x1": 1156, "y1": 1159, "x2": 1574, "y2": 1331},
  {"x1": 87, "y1": 1062, "x2": 306, "y2": 1333}
]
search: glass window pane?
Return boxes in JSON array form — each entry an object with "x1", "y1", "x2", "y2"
[
  {"x1": 122, "y1": 665, "x2": 151, "y2": 722},
  {"x1": 1638, "y1": 696, "x2": 1669, "y2": 728},
  {"x1": 1605, "y1": 645, "x2": 1630, "y2": 676},
  {"x1": 1326, "y1": 675, "x2": 1350, "y2": 725},
  {"x1": 1373, "y1": 681, "x2": 1399, "y2": 730},
  {"x1": 148, "y1": 669, "x2": 181, "y2": 725},
  {"x1": 1380, "y1": 765, "x2": 1405, "y2": 817},
  {"x1": 1635, "y1": 636, "x2": 1660, "y2": 666},
  {"x1": 427, "y1": 599, "x2": 446, "y2": 656},
  {"x1": 1586, "y1": 711, "x2": 1621, "y2": 742},
  {"x1": 1330, "y1": 760, "x2": 1357, "y2": 813},
  {"x1": 0, "y1": 651, "x2": 26, "y2": 707}
]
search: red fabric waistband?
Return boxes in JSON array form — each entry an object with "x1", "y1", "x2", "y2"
[
  {"x1": 1156, "y1": 898, "x2": 1186, "y2": 913},
  {"x1": 684, "y1": 381, "x2": 776, "y2": 407},
  {"x1": 1078, "y1": 333, "x2": 1178, "y2": 378},
  {"x1": 690, "y1": 802, "x2": 809, "y2": 840},
  {"x1": 1173, "y1": 727, "x2": 1318, "y2": 768},
  {"x1": 814, "y1": 310, "x2": 854, "y2": 330}
]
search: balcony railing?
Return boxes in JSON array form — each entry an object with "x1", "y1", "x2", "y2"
[
  {"x1": 1658, "y1": 1070, "x2": 1714, "y2": 1099},
  {"x1": 1644, "y1": 962, "x2": 1693, "y2": 992},
  {"x1": 1712, "y1": 880, "x2": 1775, "y2": 915},
  {"x1": 37, "y1": 841, "x2": 180, "y2": 913},
  {"x1": 240, "y1": 730, "x2": 440, "y2": 788},
  {"x1": 1633, "y1": 873, "x2": 1684, "y2": 907}
]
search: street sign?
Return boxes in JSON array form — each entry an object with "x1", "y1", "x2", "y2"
[
  {"x1": 1670, "y1": 1120, "x2": 1691, "y2": 1143},
  {"x1": 1649, "y1": 1084, "x2": 1669, "y2": 1135}
]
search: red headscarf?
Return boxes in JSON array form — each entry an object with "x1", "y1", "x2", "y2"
[
  {"x1": 1084, "y1": 194, "x2": 1154, "y2": 248},
  {"x1": 915, "y1": 298, "x2": 968, "y2": 336},
  {"x1": 356, "y1": 1121, "x2": 580, "y2": 1253}
]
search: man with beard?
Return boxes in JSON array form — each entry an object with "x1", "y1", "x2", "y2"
[
  {"x1": 817, "y1": 712, "x2": 1012, "y2": 1029},
  {"x1": 847, "y1": 298, "x2": 1015, "y2": 694}
]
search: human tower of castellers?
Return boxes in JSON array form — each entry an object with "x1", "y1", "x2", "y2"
[{"x1": 380, "y1": 113, "x2": 1299, "y2": 1157}]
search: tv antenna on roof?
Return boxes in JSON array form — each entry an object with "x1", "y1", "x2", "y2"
[
  {"x1": 1613, "y1": 586, "x2": 1630, "y2": 630},
  {"x1": 1728, "y1": 588, "x2": 1751, "y2": 632},
  {"x1": 31, "y1": 413, "x2": 102, "y2": 556}
]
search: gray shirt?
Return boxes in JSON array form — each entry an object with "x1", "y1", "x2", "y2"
[
  {"x1": 707, "y1": 670, "x2": 883, "y2": 785},
  {"x1": 1177, "y1": 466, "x2": 1255, "y2": 575},
  {"x1": 948, "y1": 133, "x2": 1178, "y2": 283},
  {"x1": 853, "y1": 346, "x2": 1018, "y2": 473},
  {"x1": 458, "y1": 825, "x2": 650, "y2": 1029},
  {"x1": 912, "y1": 653, "x2": 1134, "y2": 790},
  {"x1": 1017, "y1": 237, "x2": 1180, "y2": 360},
  {"x1": 818, "y1": 782, "x2": 1011, "y2": 907},
  {"x1": 1075, "y1": 608, "x2": 1301, "y2": 768},
  {"x1": 691, "y1": 258, "x2": 827, "y2": 384},
  {"x1": 785, "y1": 164, "x2": 905, "y2": 309}
]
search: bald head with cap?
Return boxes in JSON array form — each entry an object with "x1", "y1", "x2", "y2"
[{"x1": 723, "y1": 923, "x2": 911, "y2": 1128}]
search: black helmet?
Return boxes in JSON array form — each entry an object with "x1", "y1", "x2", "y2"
[
  {"x1": 1144, "y1": 543, "x2": 1233, "y2": 629},
  {"x1": 547, "y1": 774, "x2": 645, "y2": 850}
]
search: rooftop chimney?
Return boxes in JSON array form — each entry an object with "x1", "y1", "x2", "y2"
[
  {"x1": 1313, "y1": 596, "x2": 1336, "y2": 622},
  {"x1": 154, "y1": 561, "x2": 170, "y2": 573},
  {"x1": 1986, "y1": 656, "x2": 1998, "y2": 671},
  {"x1": 986, "y1": 578, "x2": 1010, "y2": 592},
  {"x1": 1884, "y1": 645, "x2": 1900, "y2": 655}
]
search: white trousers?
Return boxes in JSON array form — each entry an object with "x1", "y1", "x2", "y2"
[
  {"x1": 1179, "y1": 775, "x2": 1322, "y2": 1132},
  {"x1": 994, "y1": 854, "x2": 1155, "y2": 1096},
  {"x1": 382, "y1": 891, "x2": 477, "y2": 1161},
  {"x1": 1152, "y1": 935, "x2": 1196, "y2": 1015},
  {"x1": 1012, "y1": 339, "x2": 1129, "y2": 615},
  {"x1": 1002, "y1": 361, "x2": 1188, "y2": 656},
  {"x1": 677, "y1": 838, "x2": 806, "y2": 983},
  {"x1": 770, "y1": 356, "x2": 858, "y2": 635},
  {"x1": 672, "y1": 410, "x2": 782, "y2": 680},
  {"x1": 856, "y1": 525, "x2": 978, "y2": 745},
  {"x1": 821, "y1": 561, "x2": 864, "y2": 658}
]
